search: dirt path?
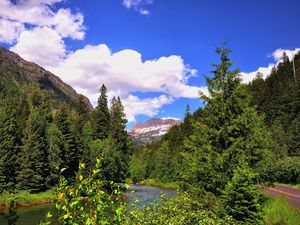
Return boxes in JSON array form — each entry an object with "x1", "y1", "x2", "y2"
[{"x1": 263, "y1": 184, "x2": 300, "y2": 209}]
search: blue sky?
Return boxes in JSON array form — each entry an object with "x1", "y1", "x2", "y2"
[{"x1": 1, "y1": 0, "x2": 300, "y2": 127}]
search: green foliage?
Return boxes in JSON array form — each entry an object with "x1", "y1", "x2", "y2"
[
  {"x1": 109, "y1": 96, "x2": 131, "y2": 182},
  {"x1": 263, "y1": 197, "x2": 300, "y2": 225},
  {"x1": 93, "y1": 84, "x2": 110, "y2": 140},
  {"x1": 222, "y1": 164, "x2": 263, "y2": 224},
  {"x1": 54, "y1": 159, "x2": 128, "y2": 225},
  {"x1": 0, "y1": 96, "x2": 22, "y2": 191},
  {"x1": 17, "y1": 83, "x2": 51, "y2": 192},
  {"x1": 275, "y1": 157, "x2": 300, "y2": 184},
  {"x1": 128, "y1": 191, "x2": 234, "y2": 225},
  {"x1": 54, "y1": 104, "x2": 79, "y2": 180},
  {"x1": 47, "y1": 123, "x2": 64, "y2": 184},
  {"x1": 248, "y1": 50, "x2": 300, "y2": 158},
  {"x1": 182, "y1": 46, "x2": 274, "y2": 194}
]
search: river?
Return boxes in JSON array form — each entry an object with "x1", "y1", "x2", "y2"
[{"x1": 0, "y1": 185, "x2": 176, "y2": 225}]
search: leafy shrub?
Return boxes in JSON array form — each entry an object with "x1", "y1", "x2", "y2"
[{"x1": 275, "y1": 157, "x2": 300, "y2": 184}]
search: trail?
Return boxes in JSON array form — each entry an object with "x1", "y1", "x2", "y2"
[{"x1": 263, "y1": 184, "x2": 300, "y2": 209}]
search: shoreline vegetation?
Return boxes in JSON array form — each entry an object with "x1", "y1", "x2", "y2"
[
  {"x1": 0, "y1": 190, "x2": 55, "y2": 209},
  {"x1": 131, "y1": 179, "x2": 180, "y2": 190},
  {"x1": 0, "y1": 179, "x2": 179, "y2": 209}
]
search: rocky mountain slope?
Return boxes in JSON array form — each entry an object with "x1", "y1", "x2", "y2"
[
  {"x1": 0, "y1": 46, "x2": 92, "y2": 109},
  {"x1": 129, "y1": 118, "x2": 181, "y2": 144}
]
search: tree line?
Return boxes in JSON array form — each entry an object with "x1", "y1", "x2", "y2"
[{"x1": 0, "y1": 83, "x2": 132, "y2": 193}]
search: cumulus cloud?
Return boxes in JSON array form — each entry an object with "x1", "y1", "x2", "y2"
[
  {"x1": 240, "y1": 64, "x2": 275, "y2": 84},
  {"x1": 122, "y1": 0, "x2": 153, "y2": 15},
  {"x1": 11, "y1": 27, "x2": 66, "y2": 67},
  {"x1": 0, "y1": 0, "x2": 85, "y2": 43},
  {"x1": 240, "y1": 47, "x2": 300, "y2": 84},
  {"x1": 0, "y1": 18, "x2": 24, "y2": 43},
  {"x1": 123, "y1": 95, "x2": 174, "y2": 122},
  {"x1": 44, "y1": 44, "x2": 205, "y2": 121},
  {"x1": 272, "y1": 48, "x2": 300, "y2": 62}
]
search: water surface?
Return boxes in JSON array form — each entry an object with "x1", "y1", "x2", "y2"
[{"x1": 0, "y1": 185, "x2": 176, "y2": 225}]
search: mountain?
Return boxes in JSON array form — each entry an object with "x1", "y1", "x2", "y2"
[
  {"x1": 129, "y1": 118, "x2": 181, "y2": 144},
  {"x1": 0, "y1": 46, "x2": 92, "y2": 109}
]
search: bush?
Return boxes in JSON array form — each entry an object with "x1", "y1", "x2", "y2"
[
  {"x1": 128, "y1": 191, "x2": 234, "y2": 225},
  {"x1": 222, "y1": 164, "x2": 264, "y2": 224},
  {"x1": 275, "y1": 157, "x2": 300, "y2": 184}
]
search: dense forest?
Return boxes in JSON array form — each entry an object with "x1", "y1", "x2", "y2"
[
  {"x1": 0, "y1": 83, "x2": 132, "y2": 193},
  {"x1": 130, "y1": 50, "x2": 300, "y2": 188},
  {"x1": 1, "y1": 46, "x2": 300, "y2": 224}
]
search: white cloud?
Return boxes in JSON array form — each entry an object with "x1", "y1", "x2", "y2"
[
  {"x1": 0, "y1": 0, "x2": 85, "y2": 43},
  {"x1": 161, "y1": 117, "x2": 180, "y2": 121},
  {"x1": 123, "y1": 95, "x2": 174, "y2": 122},
  {"x1": 44, "y1": 44, "x2": 205, "y2": 121},
  {"x1": 240, "y1": 64, "x2": 275, "y2": 84},
  {"x1": 272, "y1": 48, "x2": 300, "y2": 62},
  {"x1": 240, "y1": 47, "x2": 300, "y2": 84},
  {"x1": 122, "y1": 0, "x2": 154, "y2": 15},
  {"x1": 0, "y1": 18, "x2": 24, "y2": 44},
  {"x1": 11, "y1": 27, "x2": 66, "y2": 67}
]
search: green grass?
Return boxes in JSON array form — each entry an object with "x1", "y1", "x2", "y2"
[
  {"x1": 263, "y1": 196, "x2": 300, "y2": 225},
  {"x1": 140, "y1": 179, "x2": 180, "y2": 189},
  {"x1": 0, "y1": 190, "x2": 55, "y2": 208}
]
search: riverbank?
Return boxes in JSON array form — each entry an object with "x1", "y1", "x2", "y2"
[
  {"x1": 136, "y1": 179, "x2": 180, "y2": 190},
  {"x1": 0, "y1": 190, "x2": 55, "y2": 209}
]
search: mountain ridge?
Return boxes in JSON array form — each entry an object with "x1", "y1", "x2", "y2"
[
  {"x1": 129, "y1": 117, "x2": 181, "y2": 144},
  {"x1": 0, "y1": 46, "x2": 92, "y2": 109}
]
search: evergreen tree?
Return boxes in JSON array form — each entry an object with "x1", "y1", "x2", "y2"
[
  {"x1": 183, "y1": 46, "x2": 273, "y2": 194},
  {"x1": 47, "y1": 123, "x2": 64, "y2": 185},
  {"x1": 105, "y1": 96, "x2": 131, "y2": 182},
  {"x1": 17, "y1": 84, "x2": 51, "y2": 192},
  {"x1": 81, "y1": 121, "x2": 93, "y2": 173},
  {"x1": 73, "y1": 95, "x2": 91, "y2": 163},
  {"x1": 93, "y1": 84, "x2": 110, "y2": 139},
  {"x1": 222, "y1": 163, "x2": 263, "y2": 224},
  {"x1": 0, "y1": 96, "x2": 22, "y2": 191},
  {"x1": 54, "y1": 104, "x2": 79, "y2": 180}
]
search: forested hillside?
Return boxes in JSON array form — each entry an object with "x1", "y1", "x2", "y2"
[
  {"x1": 1, "y1": 47, "x2": 299, "y2": 224},
  {"x1": 0, "y1": 47, "x2": 92, "y2": 109},
  {"x1": 0, "y1": 81, "x2": 132, "y2": 193},
  {"x1": 130, "y1": 50, "x2": 300, "y2": 188},
  {"x1": 248, "y1": 51, "x2": 300, "y2": 185}
]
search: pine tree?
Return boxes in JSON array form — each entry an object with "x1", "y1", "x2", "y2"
[
  {"x1": 16, "y1": 84, "x2": 51, "y2": 192},
  {"x1": 47, "y1": 123, "x2": 64, "y2": 185},
  {"x1": 17, "y1": 108, "x2": 50, "y2": 192},
  {"x1": 104, "y1": 96, "x2": 131, "y2": 182},
  {"x1": 81, "y1": 121, "x2": 93, "y2": 173},
  {"x1": 73, "y1": 95, "x2": 91, "y2": 164},
  {"x1": 0, "y1": 96, "x2": 22, "y2": 191},
  {"x1": 183, "y1": 46, "x2": 274, "y2": 194},
  {"x1": 54, "y1": 104, "x2": 79, "y2": 180},
  {"x1": 222, "y1": 163, "x2": 263, "y2": 224},
  {"x1": 93, "y1": 84, "x2": 110, "y2": 139}
]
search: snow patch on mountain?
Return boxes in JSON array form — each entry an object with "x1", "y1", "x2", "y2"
[{"x1": 128, "y1": 118, "x2": 181, "y2": 144}]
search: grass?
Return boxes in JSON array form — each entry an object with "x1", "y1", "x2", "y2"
[
  {"x1": 0, "y1": 190, "x2": 55, "y2": 208},
  {"x1": 263, "y1": 196, "x2": 300, "y2": 225},
  {"x1": 139, "y1": 179, "x2": 180, "y2": 189}
]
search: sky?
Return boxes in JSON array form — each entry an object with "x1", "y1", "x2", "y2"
[{"x1": 0, "y1": 0, "x2": 300, "y2": 127}]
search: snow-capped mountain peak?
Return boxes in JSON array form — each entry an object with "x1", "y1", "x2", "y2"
[{"x1": 129, "y1": 118, "x2": 181, "y2": 144}]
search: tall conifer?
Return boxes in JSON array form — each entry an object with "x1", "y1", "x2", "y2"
[{"x1": 93, "y1": 84, "x2": 110, "y2": 139}]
